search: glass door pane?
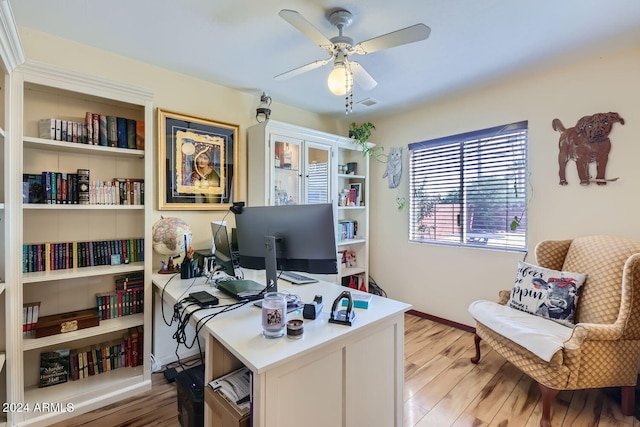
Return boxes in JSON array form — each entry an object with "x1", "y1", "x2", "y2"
[
  {"x1": 305, "y1": 143, "x2": 331, "y2": 204},
  {"x1": 273, "y1": 137, "x2": 301, "y2": 205}
]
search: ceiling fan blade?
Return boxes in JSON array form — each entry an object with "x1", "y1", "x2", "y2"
[
  {"x1": 354, "y1": 23, "x2": 431, "y2": 55},
  {"x1": 274, "y1": 56, "x2": 333, "y2": 81},
  {"x1": 279, "y1": 9, "x2": 333, "y2": 48},
  {"x1": 350, "y1": 62, "x2": 377, "y2": 90}
]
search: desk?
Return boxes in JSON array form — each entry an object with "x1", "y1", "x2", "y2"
[{"x1": 153, "y1": 272, "x2": 411, "y2": 427}]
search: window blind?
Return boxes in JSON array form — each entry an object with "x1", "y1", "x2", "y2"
[
  {"x1": 408, "y1": 121, "x2": 528, "y2": 251},
  {"x1": 306, "y1": 162, "x2": 329, "y2": 204}
]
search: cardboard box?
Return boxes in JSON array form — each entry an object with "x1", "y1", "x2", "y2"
[{"x1": 35, "y1": 308, "x2": 99, "y2": 338}]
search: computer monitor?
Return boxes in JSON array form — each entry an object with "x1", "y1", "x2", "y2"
[
  {"x1": 234, "y1": 203, "x2": 338, "y2": 291},
  {"x1": 211, "y1": 221, "x2": 236, "y2": 278}
]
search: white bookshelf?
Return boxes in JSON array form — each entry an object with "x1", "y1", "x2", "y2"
[{"x1": 7, "y1": 60, "x2": 153, "y2": 426}]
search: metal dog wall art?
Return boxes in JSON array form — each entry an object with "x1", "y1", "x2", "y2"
[{"x1": 553, "y1": 112, "x2": 624, "y2": 186}]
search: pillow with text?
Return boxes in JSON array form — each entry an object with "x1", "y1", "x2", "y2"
[{"x1": 508, "y1": 261, "x2": 587, "y2": 326}]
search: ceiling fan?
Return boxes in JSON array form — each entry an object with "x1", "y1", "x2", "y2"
[{"x1": 275, "y1": 8, "x2": 431, "y2": 103}]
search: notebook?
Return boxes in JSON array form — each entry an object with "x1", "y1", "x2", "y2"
[{"x1": 216, "y1": 279, "x2": 266, "y2": 301}]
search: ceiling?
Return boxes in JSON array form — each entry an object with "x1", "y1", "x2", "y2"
[{"x1": 10, "y1": 0, "x2": 640, "y2": 119}]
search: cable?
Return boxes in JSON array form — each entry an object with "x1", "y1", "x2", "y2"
[{"x1": 368, "y1": 275, "x2": 387, "y2": 297}]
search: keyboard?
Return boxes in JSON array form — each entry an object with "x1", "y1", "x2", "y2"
[{"x1": 279, "y1": 271, "x2": 319, "y2": 285}]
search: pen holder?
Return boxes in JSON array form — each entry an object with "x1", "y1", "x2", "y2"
[{"x1": 180, "y1": 259, "x2": 195, "y2": 279}]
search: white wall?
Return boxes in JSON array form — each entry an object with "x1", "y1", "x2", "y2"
[{"x1": 362, "y1": 46, "x2": 640, "y2": 327}]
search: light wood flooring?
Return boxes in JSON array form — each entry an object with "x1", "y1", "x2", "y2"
[{"x1": 53, "y1": 314, "x2": 640, "y2": 426}]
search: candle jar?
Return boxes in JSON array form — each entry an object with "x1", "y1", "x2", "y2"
[{"x1": 261, "y1": 292, "x2": 287, "y2": 338}]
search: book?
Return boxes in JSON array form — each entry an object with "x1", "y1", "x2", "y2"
[
  {"x1": 127, "y1": 119, "x2": 136, "y2": 149},
  {"x1": 39, "y1": 118, "x2": 56, "y2": 140},
  {"x1": 39, "y1": 349, "x2": 70, "y2": 387},
  {"x1": 107, "y1": 116, "x2": 118, "y2": 147},
  {"x1": 99, "y1": 114, "x2": 108, "y2": 146},
  {"x1": 135, "y1": 120, "x2": 145, "y2": 150},
  {"x1": 77, "y1": 168, "x2": 90, "y2": 205},
  {"x1": 23, "y1": 173, "x2": 44, "y2": 203},
  {"x1": 116, "y1": 117, "x2": 128, "y2": 148}
]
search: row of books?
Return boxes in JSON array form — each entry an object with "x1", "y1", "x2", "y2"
[
  {"x1": 39, "y1": 326, "x2": 144, "y2": 387},
  {"x1": 338, "y1": 220, "x2": 358, "y2": 241},
  {"x1": 23, "y1": 170, "x2": 144, "y2": 205},
  {"x1": 22, "y1": 238, "x2": 145, "y2": 273},
  {"x1": 23, "y1": 302, "x2": 40, "y2": 336},
  {"x1": 96, "y1": 273, "x2": 145, "y2": 320},
  {"x1": 39, "y1": 113, "x2": 144, "y2": 150},
  {"x1": 96, "y1": 290, "x2": 144, "y2": 320}
]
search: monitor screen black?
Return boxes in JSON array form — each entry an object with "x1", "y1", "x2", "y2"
[
  {"x1": 234, "y1": 203, "x2": 338, "y2": 278},
  {"x1": 211, "y1": 221, "x2": 236, "y2": 277}
]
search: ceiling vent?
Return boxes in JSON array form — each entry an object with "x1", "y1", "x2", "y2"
[{"x1": 356, "y1": 97, "x2": 379, "y2": 107}]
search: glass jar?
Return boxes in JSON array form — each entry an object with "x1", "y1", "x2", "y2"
[{"x1": 261, "y1": 292, "x2": 287, "y2": 338}]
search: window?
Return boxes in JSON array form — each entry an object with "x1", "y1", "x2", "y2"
[{"x1": 408, "y1": 121, "x2": 528, "y2": 251}]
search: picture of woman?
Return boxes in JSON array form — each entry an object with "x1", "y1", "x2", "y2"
[
  {"x1": 189, "y1": 147, "x2": 220, "y2": 188},
  {"x1": 175, "y1": 130, "x2": 225, "y2": 196}
]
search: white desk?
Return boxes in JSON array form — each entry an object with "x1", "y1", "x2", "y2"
[{"x1": 153, "y1": 272, "x2": 411, "y2": 427}]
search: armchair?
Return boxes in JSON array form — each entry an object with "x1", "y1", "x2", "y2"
[{"x1": 469, "y1": 235, "x2": 640, "y2": 427}]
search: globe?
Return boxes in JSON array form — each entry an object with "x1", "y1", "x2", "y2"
[{"x1": 152, "y1": 217, "x2": 192, "y2": 273}]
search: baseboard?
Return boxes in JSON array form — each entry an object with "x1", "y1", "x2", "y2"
[
  {"x1": 154, "y1": 347, "x2": 201, "y2": 368},
  {"x1": 407, "y1": 309, "x2": 476, "y2": 333}
]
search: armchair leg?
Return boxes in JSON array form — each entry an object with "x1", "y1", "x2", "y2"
[
  {"x1": 470, "y1": 333, "x2": 482, "y2": 364},
  {"x1": 620, "y1": 385, "x2": 635, "y2": 416},
  {"x1": 538, "y1": 383, "x2": 559, "y2": 427}
]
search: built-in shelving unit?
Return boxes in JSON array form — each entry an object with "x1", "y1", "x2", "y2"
[
  {"x1": 6, "y1": 60, "x2": 153, "y2": 426},
  {"x1": 335, "y1": 140, "x2": 370, "y2": 290},
  {"x1": 247, "y1": 121, "x2": 370, "y2": 290}
]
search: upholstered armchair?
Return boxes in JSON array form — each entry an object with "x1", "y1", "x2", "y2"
[{"x1": 469, "y1": 235, "x2": 640, "y2": 427}]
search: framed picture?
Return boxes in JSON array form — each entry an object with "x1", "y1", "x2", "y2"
[
  {"x1": 348, "y1": 182, "x2": 362, "y2": 206},
  {"x1": 158, "y1": 109, "x2": 239, "y2": 210}
]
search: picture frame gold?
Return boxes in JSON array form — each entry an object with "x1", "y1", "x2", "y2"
[{"x1": 158, "y1": 109, "x2": 239, "y2": 210}]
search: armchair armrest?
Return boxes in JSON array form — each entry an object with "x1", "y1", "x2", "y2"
[
  {"x1": 564, "y1": 322, "x2": 624, "y2": 350},
  {"x1": 498, "y1": 290, "x2": 511, "y2": 305}
]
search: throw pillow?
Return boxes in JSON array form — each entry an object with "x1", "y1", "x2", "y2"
[{"x1": 508, "y1": 261, "x2": 587, "y2": 325}]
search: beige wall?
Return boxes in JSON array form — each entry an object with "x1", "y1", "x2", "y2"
[
  {"x1": 18, "y1": 28, "x2": 640, "y2": 327},
  {"x1": 360, "y1": 46, "x2": 640, "y2": 326},
  {"x1": 18, "y1": 28, "x2": 340, "y2": 262}
]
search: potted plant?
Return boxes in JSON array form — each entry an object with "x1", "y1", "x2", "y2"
[{"x1": 349, "y1": 122, "x2": 381, "y2": 158}]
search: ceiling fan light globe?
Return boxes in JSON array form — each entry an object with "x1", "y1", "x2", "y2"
[{"x1": 327, "y1": 64, "x2": 353, "y2": 96}]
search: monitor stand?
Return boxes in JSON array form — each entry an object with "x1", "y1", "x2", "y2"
[{"x1": 264, "y1": 235, "x2": 278, "y2": 293}]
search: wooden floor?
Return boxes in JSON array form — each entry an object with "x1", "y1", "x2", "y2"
[{"x1": 54, "y1": 314, "x2": 640, "y2": 427}]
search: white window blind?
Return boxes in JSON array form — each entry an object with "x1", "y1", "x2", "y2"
[
  {"x1": 408, "y1": 121, "x2": 528, "y2": 251},
  {"x1": 306, "y1": 162, "x2": 329, "y2": 204}
]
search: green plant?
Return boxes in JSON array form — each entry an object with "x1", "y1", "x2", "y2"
[{"x1": 348, "y1": 122, "x2": 382, "y2": 158}]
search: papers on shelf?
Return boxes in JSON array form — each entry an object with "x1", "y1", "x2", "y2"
[{"x1": 208, "y1": 366, "x2": 251, "y2": 415}]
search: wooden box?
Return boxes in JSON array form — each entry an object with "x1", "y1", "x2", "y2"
[{"x1": 35, "y1": 308, "x2": 99, "y2": 338}]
